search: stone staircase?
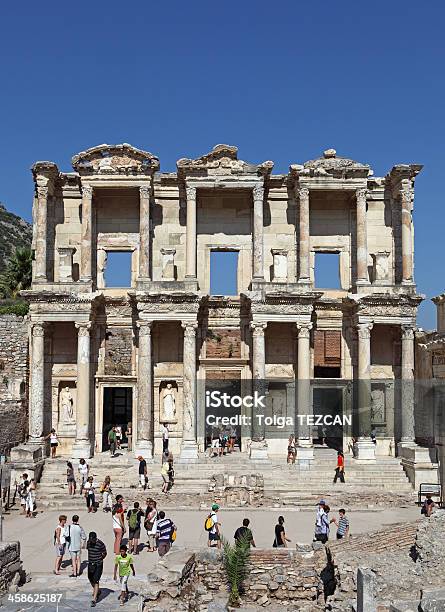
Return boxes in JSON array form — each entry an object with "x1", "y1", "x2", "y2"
[{"x1": 34, "y1": 448, "x2": 414, "y2": 510}]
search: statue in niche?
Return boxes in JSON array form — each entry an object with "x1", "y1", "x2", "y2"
[
  {"x1": 160, "y1": 383, "x2": 177, "y2": 422},
  {"x1": 371, "y1": 388, "x2": 385, "y2": 424},
  {"x1": 97, "y1": 249, "x2": 108, "y2": 288},
  {"x1": 59, "y1": 386, "x2": 75, "y2": 423}
]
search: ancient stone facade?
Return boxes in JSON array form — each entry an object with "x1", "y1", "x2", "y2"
[
  {"x1": 23, "y1": 143, "x2": 424, "y2": 462},
  {"x1": 0, "y1": 315, "x2": 28, "y2": 454}
]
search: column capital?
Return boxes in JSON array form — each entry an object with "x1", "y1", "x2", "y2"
[
  {"x1": 297, "y1": 186, "x2": 309, "y2": 199},
  {"x1": 357, "y1": 322, "x2": 373, "y2": 339},
  {"x1": 82, "y1": 184, "x2": 93, "y2": 199},
  {"x1": 296, "y1": 321, "x2": 313, "y2": 338},
  {"x1": 185, "y1": 185, "x2": 196, "y2": 200},
  {"x1": 75, "y1": 321, "x2": 91, "y2": 336},
  {"x1": 137, "y1": 320, "x2": 153, "y2": 336},
  {"x1": 401, "y1": 325, "x2": 415, "y2": 340},
  {"x1": 31, "y1": 322, "x2": 46, "y2": 337},
  {"x1": 182, "y1": 321, "x2": 198, "y2": 335},
  {"x1": 399, "y1": 179, "x2": 412, "y2": 204},
  {"x1": 250, "y1": 321, "x2": 267, "y2": 336},
  {"x1": 356, "y1": 187, "x2": 367, "y2": 202},
  {"x1": 252, "y1": 183, "x2": 264, "y2": 201},
  {"x1": 139, "y1": 184, "x2": 151, "y2": 199},
  {"x1": 36, "y1": 185, "x2": 49, "y2": 199}
]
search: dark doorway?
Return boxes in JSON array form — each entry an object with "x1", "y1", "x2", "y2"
[
  {"x1": 312, "y1": 387, "x2": 343, "y2": 451},
  {"x1": 103, "y1": 387, "x2": 132, "y2": 450}
]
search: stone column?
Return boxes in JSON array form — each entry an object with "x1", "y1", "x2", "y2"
[
  {"x1": 179, "y1": 322, "x2": 199, "y2": 461},
  {"x1": 80, "y1": 184, "x2": 93, "y2": 282},
  {"x1": 400, "y1": 180, "x2": 414, "y2": 284},
  {"x1": 249, "y1": 321, "x2": 269, "y2": 461},
  {"x1": 298, "y1": 187, "x2": 310, "y2": 282},
  {"x1": 135, "y1": 321, "x2": 153, "y2": 460},
  {"x1": 72, "y1": 322, "x2": 92, "y2": 458},
  {"x1": 139, "y1": 185, "x2": 151, "y2": 280},
  {"x1": 252, "y1": 184, "x2": 264, "y2": 280},
  {"x1": 29, "y1": 323, "x2": 45, "y2": 442},
  {"x1": 356, "y1": 322, "x2": 375, "y2": 460},
  {"x1": 34, "y1": 186, "x2": 48, "y2": 281},
  {"x1": 185, "y1": 186, "x2": 197, "y2": 279},
  {"x1": 296, "y1": 322, "x2": 314, "y2": 464},
  {"x1": 356, "y1": 188, "x2": 369, "y2": 285},
  {"x1": 400, "y1": 325, "x2": 415, "y2": 444}
]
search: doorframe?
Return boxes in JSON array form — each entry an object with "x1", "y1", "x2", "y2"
[
  {"x1": 311, "y1": 379, "x2": 350, "y2": 450},
  {"x1": 95, "y1": 377, "x2": 137, "y2": 453}
]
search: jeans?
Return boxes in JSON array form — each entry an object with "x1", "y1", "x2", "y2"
[{"x1": 333, "y1": 467, "x2": 345, "y2": 483}]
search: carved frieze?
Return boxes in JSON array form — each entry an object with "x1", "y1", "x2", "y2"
[
  {"x1": 72, "y1": 143, "x2": 160, "y2": 176},
  {"x1": 177, "y1": 144, "x2": 273, "y2": 177}
]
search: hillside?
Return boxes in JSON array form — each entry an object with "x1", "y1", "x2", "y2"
[{"x1": 0, "y1": 203, "x2": 32, "y2": 273}]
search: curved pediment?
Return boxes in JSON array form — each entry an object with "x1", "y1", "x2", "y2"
[
  {"x1": 72, "y1": 143, "x2": 160, "y2": 176},
  {"x1": 177, "y1": 144, "x2": 273, "y2": 177},
  {"x1": 290, "y1": 148, "x2": 371, "y2": 180}
]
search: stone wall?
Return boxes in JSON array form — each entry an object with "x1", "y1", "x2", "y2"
[
  {"x1": 0, "y1": 315, "x2": 28, "y2": 454},
  {"x1": 0, "y1": 542, "x2": 22, "y2": 594},
  {"x1": 104, "y1": 327, "x2": 133, "y2": 376}
]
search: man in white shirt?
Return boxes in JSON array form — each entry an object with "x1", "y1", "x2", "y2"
[{"x1": 66, "y1": 514, "x2": 87, "y2": 577}]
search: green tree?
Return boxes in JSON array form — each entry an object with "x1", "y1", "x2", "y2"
[
  {"x1": 0, "y1": 246, "x2": 33, "y2": 298},
  {"x1": 222, "y1": 533, "x2": 252, "y2": 606}
]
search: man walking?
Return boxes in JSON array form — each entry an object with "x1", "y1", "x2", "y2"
[
  {"x1": 108, "y1": 426, "x2": 117, "y2": 457},
  {"x1": 333, "y1": 508, "x2": 349, "y2": 539},
  {"x1": 234, "y1": 518, "x2": 256, "y2": 547},
  {"x1": 206, "y1": 503, "x2": 221, "y2": 549},
  {"x1": 86, "y1": 531, "x2": 107, "y2": 607},
  {"x1": 114, "y1": 544, "x2": 135, "y2": 606},
  {"x1": 156, "y1": 511, "x2": 176, "y2": 557},
  {"x1": 67, "y1": 514, "x2": 86, "y2": 577},
  {"x1": 54, "y1": 514, "x2": 67, "y2": 574},
  {"x1": 137, "y1": 456, "x2": 148, "y2": 489}
]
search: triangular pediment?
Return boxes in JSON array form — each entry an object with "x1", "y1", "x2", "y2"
[
  {"x1": 72, "y1": 143, "x2": 160, "y2": 176},
  {"x1": 177, "y1": 144, "x2": 273, "y2": 177}
]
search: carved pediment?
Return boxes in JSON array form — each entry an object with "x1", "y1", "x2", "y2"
[
  {"x1": 290, "y1": 148, "x2": 371, "y2": 180},
  {"x1": 72, "y1": 143, "x2": 160, "y2": 176},
  {"x1": 177, "y1": 144, "x2": 273, "y2": 177}
]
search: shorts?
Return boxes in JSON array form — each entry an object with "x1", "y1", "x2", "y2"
[
  {"x1": 51, "y1": 442, "x2": 58, "y2": 448},
  {"x1": 55, "y1": 543, "x2": 65, "y2": 556},
  {"x1": 211, "y1": 439, "x2": 220, "y2": 449},
  {"x1": 336, "y1": 533, "x2": 344, "y2": 540},
  {"x1": 129, "y1": 527, "x2": 141, "y2": 540},
  {"x1": 208, "y1": 532, "x2": 220, "y2": 542},
  {"x1": 70, "y1": 550, "x2": 81, "y2": 560},
  {"x1": 314, "y1": 534, "x2": 328, "y2": 544},
  {"x1": 88, "y1": 562, "x2": 103, "y2": 585},
  {"x1": 119, "y1": 575, "x2": 129, "y2": 590}
]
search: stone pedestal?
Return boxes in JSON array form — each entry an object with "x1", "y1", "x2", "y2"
[
  {"x1": 249, "y1": 440, "x2": 270, "y2": 462},
  {"x1": 10, "y1": 444, "x2": 45, "y2": 484},
  {"x1": 399, "y1": 444, "x2": 438, "y2": 488},
  {"x1": 355, "y1": 438, "x2": 376, "y2": 462},
  {"x1": 295, "y1": 444, "x2": 314, "y2": 468}
]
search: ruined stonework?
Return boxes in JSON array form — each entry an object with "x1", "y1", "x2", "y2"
[
  {"x1": 21, "y1": 143, "x2": 426, "y2": 465},
  {"x1": 0, "y1": 315, "x2": 28, "y2": 454}
]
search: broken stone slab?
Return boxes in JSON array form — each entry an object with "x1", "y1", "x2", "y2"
[
  {"x1": 357, "y1": 568, "x2": 376, "y2": 612},
  {"x1": 419, "y1": 586, "x2": 445, "y2": 612}
]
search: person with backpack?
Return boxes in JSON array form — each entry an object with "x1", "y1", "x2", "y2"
[
  {"x1": 314, "y1": 504, "x2": 331, "y2": 544},
  {"x1": 127, "y1": 501, "x2": 144, "y2": 554},
  {"x1": 114, "y1": 544, "x2": 135, "y2": 606},
  {"x1": 54, "y1": 514, "x2": 67, "y2": 574},
  {"x1": 155, "y1": 511, "x2": 176, "y2": 557},
  {"x1": 144, "y1": 499, "x2": 158, "y2": 552},
  {"x1": 205, "y1": 503, "x2": 221, "y2": 548},
  {"x1": 86, "y1": 531, "x2": 107, "y2": 608}
]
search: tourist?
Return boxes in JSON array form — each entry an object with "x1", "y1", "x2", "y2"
[
  {"x1": 234, "y1": 518, "x2": 256, "y2": 547},
  {"x1": 167, "y1": 455, "x2": 175, "y2": 492},
  {"x1": 229, "y1": 426, "x2": 237, "y2": 453},
  {"x1": 17, "y1": 473, "x2": 28, "y2": 515},
  {"x1": 108, "y1": 426, "x2": 117, "y2": 457},
  {"x1": 209, "y1": 428, "x2": 220, "y2": 458},
  {"x1": 137, "y1": 455, "x2": 148, "y2": 490},
  {"x1": 160, "y1": 422, "x2": 169, "y2": 454},
  {"x1": 219, "y1": 432, "x2": 227, "y2": 457},
  {"x1": 314, "y1": 504, "x2": 330, "y2": 544},
  {"x1": 125, "y1": 422, "x2": 132, "y2": 452},
  {"x1": 100, "y1": 475, "x2": 112, "y2": 512},
  {"x1": 86, "y1": 531, "x2": 107, "y2": 608},
  {"x1": 144, "y1": 498, "x2": 158, "y2": 552},
  {"x1": 370, "y1": 428, "x2": 377, "y2": 445},
  {"x1": 273, "y1": 515, "x2": 291, "y2": 548},
  {"x1": 421, "y1": 493, "x2": 435, "y2": 517},
  {"x1": 127, "y1": 501, "x2": 144, "y2": 554},
  {"x1": 206, "y1": 503, "x2": 221, "y2": 549},
  {"x1": 53, "y1": 514, "x2": 67, "y2": 574},
  {"x1": 332, "y1": 508, "x2": 349, "y2": 539},
  {"x1": 25, "y1": 479, "x2": 36, "y2": 518},
  {"x1": 78, "y1": 458, "x2": 89, "y2": 496},
  {"x1": 314, "y1": 499, "x2": 326, "y2": 540},
  {"x1": 114, "y1": 544, "x2": 135, "y2": 606},
  {"x1": 156, "y1": 511, "x2": 176, "y2": 557},
  {"x1": 287, "y1": 435, "x2": 296, "y2": 464},
  {"x1": 112, "y1": 495, "x2": 126, "y2": 554},
  {"x1": 161, "y1": 454, "x2": 169, "y2": 494},
  {"x1": 84, "y1": 476, "x2": 98, "y2": 513},
  {"x1": 66, "y1": 461, "x2": 76, "y2": 496},
  {"x1": 333, "y1": 450, "x2": 345, "y2": 483},
  {"x1": 115, "y1": 424, "x2": 122, "y2": 450},
  {"x1": 67, "y1": 514, "x2": 86, "y2": 577},
  {"x1": 45, "y1": 428, "x2": 59, "y2": 459}
]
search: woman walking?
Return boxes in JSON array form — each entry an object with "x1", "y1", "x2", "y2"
[
  {"x1": 78, "y1": 458, "x2": 89, "y2": 496},
  {"x1": 167, "y1": 455, "x2": 175, "y2": 492},
  {"x1": 161, "y1": 455, "x2": 169, "y2": 494},
  {"x1": 66, "y1": 461, "x2": 76, "y2": 496},
  {"x1": 25, "y1": 479, "x2": 36, "y2": 518},
  {"x1": 45, "y1": 429, "x2": 59, "y2": 459},
  {"x1": 273, "y1": 516, "x2": 291, "y2": 548},
  {"x1": 287, "y1": 435, "x2": 296, "y2": 464},
  {"x1": 333, "y1": 450, "x2": 345, "y2": 483},
  {"x1": 101, "y1": 476, "x2": 112, "y2": 512},
  {"x1": 144, "y1": 499, "x2": 158, "y2": 552},
  {"x1": 112, "y1": 495, "x2": 126, "y2": 554}
]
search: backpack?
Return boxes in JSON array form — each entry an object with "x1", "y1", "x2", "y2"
[
  {"x1": 204, "y1": 513, "x2": 215, "y2": 532},
  {"x1": 128, "y1": 509, "x2": 139, "y2": 530}
]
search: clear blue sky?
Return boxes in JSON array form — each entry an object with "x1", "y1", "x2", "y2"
[{"x1": 1, "y1": 1, "x2": 443, "y2": 328}]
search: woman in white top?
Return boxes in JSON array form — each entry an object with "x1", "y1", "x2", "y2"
[
  {"x1": 45, "y1": 429, "x2": 59, "y2": 459},
  {"x1": 78, "y1": 459, "x2": 89, "y2": 496},
  {"x1": 25, "y1": 479, "x2": 36, "y2": 518},
  {"x1": 115, "y1": 425, "x2": 122, "y2": 450},
  {"x1": 84, "y1": 476, "x2": 98, "y2": 513}
]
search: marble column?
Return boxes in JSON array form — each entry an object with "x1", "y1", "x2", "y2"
[
  {"x1": 139, "y1": 185, "x2": 151, "y2": 280},
  {"x1": 179, "y1": 322, "x2": 199, "y2": 461},
  {"x1": 72, "y1": 322, "x2": 92, "y2": 458},
  {"x1": 298, "y1": 187, "x2": 310, "y2": 282},
  {"x1": 135, "y1": 321, "x2": 153, "y2": 460},
  {"x1": 29, "y1": 323, "x2": 45, "y2": 442},
  {"x1": 356, "y1": 188, "x2": 369, "y2": 285},
  {"x1": 249, "y1": 321, "x2": 269, "y2": 460},
  {"x1": 185, "y1": 186, "x2": 197, "y2": 279},
  {"x1": 80, "y1": 184, "x2": 93, "y2": 282},
  {"x1": 400, "y1": 325, "x2": 415, "y2": 443},
  {"x1": 356, "y1": 322, "x2": 375, "y2": 460},
  {"x1": 252, "y1": 184, "x2": 264, "y2": 280},
  {"x1": 296, "y1": 322, "x2": 314, "y2": 464},
  {"x1": 400, "y1": 180, "x2": 414, "y2": 284},
  {"x1": 34, "y1": 186, "x2": 48, "y2": 281}
]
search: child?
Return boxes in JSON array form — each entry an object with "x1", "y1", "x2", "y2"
[{"x1": 114, "y1": 544, "x2": 135, "y2": 606}]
